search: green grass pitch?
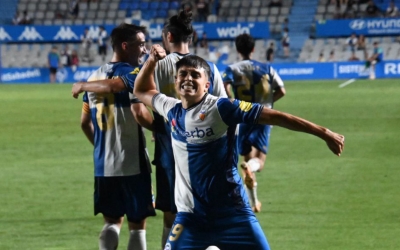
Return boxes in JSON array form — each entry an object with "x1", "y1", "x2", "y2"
[{"x1": 0, "y1": 79, "x2": 399, "y2": 249}]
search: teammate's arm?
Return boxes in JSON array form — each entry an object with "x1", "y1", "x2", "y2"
[
  {"x1": 270, "y1": 67, "x2": 286, "y2": 103},
  {"x1": 257, "y1": 107, "x2": 344, "y2": 156},
  {"x1": 81, "y1": 103, "x2": 94, "y2": 145},
  {"x1": 134, "y1": 44, "x2": 166, "y2": 109},
  {"x1": 72, "y1": 78, "x2": 125, "y2": 98},
  {"x1": 130, "y1": 103, "x2": 154, "y2": 131}
]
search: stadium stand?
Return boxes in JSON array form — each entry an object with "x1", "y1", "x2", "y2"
[{"x1": 2, "y1": 0, "x2": 400, "y2": 68}]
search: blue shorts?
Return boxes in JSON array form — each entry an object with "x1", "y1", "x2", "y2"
[
  {"x1": 164, "y1": 212, "x2": 270, "y2": 250},
  {"x1": 238, "y1": 124, "x2": 271, "y2": 155},
  {"x1": 155, "y1": 162, "x2": 177, "y2": 213},
  {"x1": 94, "y1": 173, "x2": 156, "y2": 223},
  {"x1": 153, "y1": 126, "x2": 177, "y2": 213}
]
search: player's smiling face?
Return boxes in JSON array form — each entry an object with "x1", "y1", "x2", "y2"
[
  {"x1": 125, "y1": 32, "x2": 147, "y2": 66},
  {"x1": 175, "y1": 66, "x2": 210, "y2": 100}
]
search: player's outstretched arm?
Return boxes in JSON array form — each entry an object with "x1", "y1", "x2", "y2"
[
  {"x1": 134, "y1": 44, "x2": 166, "y2": 109},
  {"x1": 72, "y1": 78, "x2": 126, "y2": 99},
  {"x1": 258, "y1": 108, "x2": 345, "y2": 156}
]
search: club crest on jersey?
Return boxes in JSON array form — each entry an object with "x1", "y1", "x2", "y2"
[
  {"x1": 199, "y1": 110, "x2": 206, "y2": 121},
  {"x1": 238, "y1": 100, "x2": 253, "y2": 112}
]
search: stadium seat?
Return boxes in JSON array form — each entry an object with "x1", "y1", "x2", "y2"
[
  {"x1": 150, "y1": 2, "x2": 160, "y2": 10},
  {"x1": 159, "y1": 2, "x2": 169, "y2": 10},
  {"x1": 131, "y1": 2, "x2": 139, "y2": 10},
  {"x1": 169, "y1": 1, "x2": 179, "y2": 10},
  {"x1": 249, "y1": 8, "x2": 259, "y2": 16},
  {"x1": 157, "y1": 10, "x2": 168, "y2": 18},
  {"x1": 140, "y1": 2, "x2": 150, "y2": 10},
  {"x1": 119, "y1": 2, "x2": 130, "y2": 10}
]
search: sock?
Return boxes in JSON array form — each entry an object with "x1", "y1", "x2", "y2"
[
  {"x1": 127, "y1": 229, "x2": 146, "y2": 250},
  {"x1": 248, "y1": 158, "x2": 261, "y2": 172},
  {"x1": 161, "y1": 227, "x2": 171, "y2": 249},
  {"x1": 99, "y1": 223, "x2": 120, "y2": 250}
]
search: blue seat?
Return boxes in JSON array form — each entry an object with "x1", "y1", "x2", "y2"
[
  {"x1": 119, "y1": 2, "x2": 130, "y2": 10},
  {"x1": 150, "y1": 2, "x2": 159, "y2": 10},
  {"x1": 169, "y1": 1, "x2": 180, "y2": 9},
  {"x1": 130, "y1": 2, "x2": 139, "y2": 10},
  {"x1": 159, "y1": 2, "x2": 169, "y2": 10},
  {"x1": 140, "y1": 2, "x2": 149, "y2": 9},
  {"x1": 157, "y1": 9, "x2": 168, "y2": 18}
]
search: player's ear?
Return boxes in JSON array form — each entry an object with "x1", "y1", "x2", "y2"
[
  {"x1": 167, "y1": 32, "x2": 174, "y2": 43},
  {"x1": 121, "y1": 42, "x2": 128, "y2": 51},
  {"x1": 204, "y1": 81, "x2": 210, "y2": 92}
]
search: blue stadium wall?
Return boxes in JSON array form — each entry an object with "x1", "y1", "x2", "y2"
[{"x1": 2, "y1": 61, "x2": 400, "y2": 83}]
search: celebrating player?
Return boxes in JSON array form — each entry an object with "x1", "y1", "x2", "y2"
[
  {"x1": 77, "y1": 23, "x2": 155, "y2": 250},
  {"x1": 222, "y1": 33, "x2": 286, "y2": 212},
  {"x1": 134, "y1": 45, "x2": 344, "y2": 250},
  {"x1": 72, "y1": 10, "x2": 227, "y2": 249}
]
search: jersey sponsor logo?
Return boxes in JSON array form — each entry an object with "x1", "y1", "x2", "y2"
[
  {"x1": 0, "y1": 27, "x2": 12, "y2": 41},
  {"x1": 183, "y1": 127, "x2": 215, "y2": 139},
  {"x1": 54, "y1": 26, "x2": 78, "y2": 40},
  {"x1": 171, "y1": 119, "x2": 177, "y2": 133},
  {"x1": 199, "y1": 110, "x2": 206, "y2": 121},
  {"x1": 18, "y1": 27, "x2": 43, "y2": 41},
  {"x1": 238, "y1": 100, "x2": 253, "y2": 112}
]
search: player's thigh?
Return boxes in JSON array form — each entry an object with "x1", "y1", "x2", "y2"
[
  {"x1": 155, "y1": 164, "x2": 176, "y2": 213},
  {"x1": 216, "y1": 219, "x2": 270, "y2": 250},
  {"x1": 94, "y1": 177, "x2": 125, "y2": 218}
]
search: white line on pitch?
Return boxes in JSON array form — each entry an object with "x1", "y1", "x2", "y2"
[{"x1": 339, "y1": 79, "x2": 356, "y2": 88}]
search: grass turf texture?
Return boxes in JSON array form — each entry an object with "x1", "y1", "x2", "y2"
[{"x1": 0, "y1": 79, "x2": 399, "y2": 249}]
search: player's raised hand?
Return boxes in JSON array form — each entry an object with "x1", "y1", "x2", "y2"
[
  {"x1": 72, "y1": 82, "x2": 84, "y2": 99},
  {"x1": 324, "y1": 130, "x2": 345, "y2": 156},
  {"x1": 150, "y1": 44, "x2": 167, "y2": 61}
]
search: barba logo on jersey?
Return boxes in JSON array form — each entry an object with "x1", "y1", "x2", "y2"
[
  {"x1": 130, "y1": 67, "x2": 140, "y2": 75},
  {"x1": 238, "y1": 100, "x2": 253, "y2": 112},
  {"x1": 199, "y1": 110, "x2": 206, "y2": 121}
]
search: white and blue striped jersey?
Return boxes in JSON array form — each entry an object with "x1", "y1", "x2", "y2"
[
  {"x1": 83, "y1": 62, "x2": 150, "y2": 177},
  {"x1": 152, "y1": 93, "x2": 264, "y2": 217},
  {"x1": 222, "y1": 60, "x2": 284, "y2": 108}
]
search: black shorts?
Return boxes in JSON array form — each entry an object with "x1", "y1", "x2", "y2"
[
  {"x1": 98, "y1": 45, "x2": 107, "y2": 55},
  {"x1": 94, "y1": 174, "x2": 156, "y2": 223},
  {"x1": 49, "y1": 67, "x2": 57, "y2": 74},
  {"x1": 155, "y1": 164, "x2": 177, "y2": 213}
]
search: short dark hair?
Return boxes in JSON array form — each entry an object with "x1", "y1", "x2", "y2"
[
  {"x1": 110, "y1": 23, "x2": 147, "y2": 50},
  {"x1": 163, "y1": 10, "x2": 194, "y2": 43},
  {"x1": 235, "y1": 33, "x2": 255, "y2": 56},
  {"x1": 176, "y1": 55, "x2": 210, "y2": 79}
]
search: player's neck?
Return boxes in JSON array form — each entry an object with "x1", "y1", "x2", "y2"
[
  {"x1": 110, "y1": 53, "x2": 138, "y2": 66},
  {"x1": 170, "y1": 43, "x2": 190, "y2": 54},
  {"x1": 181, "y1": 93, "x2": 207, "y2": 109}
]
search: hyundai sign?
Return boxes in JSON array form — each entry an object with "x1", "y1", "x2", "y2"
[{"x1": 316, "y1": 18, "x2": 400, "y2": 37}]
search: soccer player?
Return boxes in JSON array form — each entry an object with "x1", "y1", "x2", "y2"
[
  {"x1": 222, "y1": 33, "x2": 286, "y2": 213},
  {"x1": 365, "y1": 41, "x2": 383, "y2": 80},
  {"x1": 72, "y1": 10, "x2": 227, "y2": 249},
  {"x1": 48, "y1": 46, "x2": 59, "y2": 83},
  {"x1": 77, "y1": 23, "x2": 155, "y2": 250},
  {"x1": 134, "y1": 45, "x2": 344, "y2": 250}
]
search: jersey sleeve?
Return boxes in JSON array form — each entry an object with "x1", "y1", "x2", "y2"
[
  {"x1": 119, "y1": 66, "x2": 141, "y2": 93},
  {"x1": 270, "y1": 66, "x2": 284, "y2": 90},
  {"x1": 82, "y1": 92, "x2": 90, "y2": 114},
  {"x1": 151, "y1": 93, "x2": 180, "y2": 121},
  {"x1": 210, "y1": 64, "x2": 228, "y2": 98},
  {"x1": 222, "y1": 66, "x2": 234, "y2": 83},
  {"x1": 217, "y1": 98, "x2": 264, "y2": 127}
]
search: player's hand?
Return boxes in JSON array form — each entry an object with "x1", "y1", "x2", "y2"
[
  {"x1": 324, "y1": 130, "x2": 345, "y2": 156},
  {"x1": 150, "y1": 44, "x2": 166, "y2": 61},
  {"x1": 72, "y1": 82, "x2": 84, "y2": 99}
]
